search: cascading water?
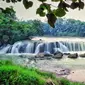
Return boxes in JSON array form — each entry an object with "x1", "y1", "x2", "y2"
[
  {"x1": 0, "y1": 45, "x2": 11, "y2": 54},
  {"x1": 61, "y1": 41, "x2": 85, "y2": 52},
  {"x1": 1, "y1": 39, "x2": 85, "y2": 54}
]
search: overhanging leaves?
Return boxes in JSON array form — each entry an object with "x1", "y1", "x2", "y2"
[
  {"x1": 79, "y1": 0, "x2": 84, "y2": 9},
  {"x1": 36, "y1": 3, "x2": 51, "y2": 17},
  {"x1": 46, "y1": 13, "x2": 56, "y2": 28},
  {"x1": 53, "y1": 8, "x2": 66, "y2": 17},
  {"x1": 51, "y1": 0, "x2": 60, "y2": 2},
  {"x1": 36, "y1": 8, "x2": 46, "y2": 16},
  {"x1": 1, "y1": 0, "x2": 85, "y2": 28},
  {"x1": 38, "y1": 0, "x2": 47, "y2": 2},
  {"x1": 23, "y1": 0, "x2": 33, "y2": 9}
]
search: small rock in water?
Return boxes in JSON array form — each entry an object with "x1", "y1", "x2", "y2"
[
  {"x1": 53, "y1": 51, "x2": 63, "y2": 59},
  {"x1": 56, "y1": 68, "x2": 70, "y2": 77},
  {"x1": 35, "y1": 52, "x2": 52, "y2": 60},
  {"x1": 35, "y1": 53, "x2": 44, "y2": 58},
  {"x1": 79, "y1": 53, "x2": 85, "y2": 58},
  {"x1": 68, "y1": 53, "x2": 78, "y2": 59}
]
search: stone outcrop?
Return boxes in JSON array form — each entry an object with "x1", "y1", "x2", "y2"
[
  {"x1": 53, "y1": 51, "x2": 63, "y2": 59},
  {"x1": 35, "y1": 53, "x2": 53, "y2": 60},
  {"x1": 68, "y1": 53, "x2": 78, "y2": 59},
  {"x1": 79, "y1": 53, "x2": 85, "y2": 58}
]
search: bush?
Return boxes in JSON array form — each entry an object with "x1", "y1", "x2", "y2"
[{"x1": 0, "y1": 60, "x2": 56, "y2": 85}]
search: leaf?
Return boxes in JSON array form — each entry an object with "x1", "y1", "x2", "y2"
[
  {"x1": 58, "y1": 1, "x2": 70, "y2": 11},
  {"x1": 51, "y1": 0, "x2": 60, "y2": 2},
  {"x1": 42, "y1": 3, "x2": 51, "y2": 12},
  {"x1": 36, "y1": 8, "x2": 46, "y2": 16},
  {"x1": 38, "y1": 0, "x2": 47, "y2": 2},
  {"x1": 79, "y1": 1, "x2": 84, "y2": 9},
  {"x1": 72, "y1": 0, "x2": 77, "y2": 2},
  {"x1": 23, "y1": 0, "x2": 33, "y2": 9},
  {"x1": 36, "y1": 3, "x2": 51, "y2": 17},
  {"x1": 46, "y1": 13, "x2": 56, "y2": 28},
  {"x1": 11, "y1": 0, "x2": 17, "y2": 3},
  {"x1": 17, "y1": 0, "x2": 22, "y2": 2},
  {"x1": 6, "y1": 0, "x2": 10, "y2": 3},
  {"x1": 70, "y1": 2, "x2": 79, "y2": 9},
  {"x1": 53, "y1": 8, "x2": 66, "y2": 17}
]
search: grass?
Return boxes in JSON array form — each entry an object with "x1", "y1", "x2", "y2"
[{"x1": 0, "y1": 60, "x2": 84, "y2": 85}]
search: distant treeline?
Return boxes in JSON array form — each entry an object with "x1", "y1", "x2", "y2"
[
  {"x1": 0, "y1": 8, "x2": 85, "y2": 45},
  {"x1": 43, "y1": 18, "x2": 85, "y2": 37}
]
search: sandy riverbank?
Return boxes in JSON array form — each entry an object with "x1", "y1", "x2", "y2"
[
  {"x1": 35, "y1": 58, "x2": 85, "y2": 83},
  {"x1": 67, "y1": 69, "x2": 85, "y2": 82}
]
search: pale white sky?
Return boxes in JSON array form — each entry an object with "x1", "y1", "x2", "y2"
[{"x1": 0, "y1": 0, "x2": 85, "y2": 22}]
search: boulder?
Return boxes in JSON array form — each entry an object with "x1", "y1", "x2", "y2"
[
  {"x1": 35, "y1": 52, "x2": 53, "y2": 60},
  {"x1": 56, "y1": 68, "x2": 70, "y2": 76},
  {"x1": 68, "y1": 53, "x2": 78, "y2": 59},
  {"x1": 53, "y1": 51, "x2": 63, "y2": 59},
  {"x1": 79, "y1": 53, "x2": 85, "y2": 58},
  {"x1": 64, "y1": 53, "x2": 70, "y2": 55},
  {"x1": 35, "y1": 53, "x2": 44, "y2": 58}
]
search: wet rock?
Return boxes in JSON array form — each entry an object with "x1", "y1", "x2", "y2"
[
  {"x1": 53, "y1": 51, "x2": 63, "y2": 59},
  {"x1": 64, "y1": 53, "x2": 70, "y2": 55},
  {"x1": 68, "y1": 53, "x2": 78, "y2": 59},
  {"x1": 79, "y1": 53, "x2": 85, "y2": 58},
  {"x1": 35, "y1": 52, "x2": 52, "y2": 60},
  {"x1": 56, "y1": 68, "x2": 70, "y2": 76},
  {"x1": 35, "y1": 53, "x2": 44, "y2": 58}
]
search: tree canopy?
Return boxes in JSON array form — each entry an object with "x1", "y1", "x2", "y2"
[{"x1": 0, "y1": 0, "x2": 85, "y2": 27}]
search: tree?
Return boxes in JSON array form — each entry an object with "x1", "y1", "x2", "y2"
[
  {"x1": 0, "y1": 7, "x2": 45, "y2": 45},
  {"x1": 0, "y1": 0, "x2": 85, "y2": 27}
]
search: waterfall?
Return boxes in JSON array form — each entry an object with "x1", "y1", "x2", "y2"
[
  {"x1": 11, "y1": 41, "x2": 22, "y2": 53},
  {"x1": 61, "y1": 41, "x2": 85, "y2": 52},
  {"x1": 25, "y1": 42, "x2": 34, "y2": 53},
  {"x1": 35, "y1": 43, "x2": 45, "y2": 54},
  {"x1": 0, "y1": 45, "x2": 11, "y2": 54},
  {"x1": 1, "y1": 39, "x2": 85, "y2": 54}
]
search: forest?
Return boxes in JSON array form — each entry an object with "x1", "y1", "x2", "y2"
[{"x1": 0, "y1": 7, "x2": 85, "y2": 46}]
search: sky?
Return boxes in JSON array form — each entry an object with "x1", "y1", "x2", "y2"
[{"x1": 0, "y1": 0, "x2": 85, "y2": 22}]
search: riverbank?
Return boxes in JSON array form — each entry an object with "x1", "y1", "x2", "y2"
[
  {"x1": 0, "y1": 60, "x2": 84, "y2": 85},
  {"x1": 1, "y1": 54, "x2": 85, "y2": 83}
]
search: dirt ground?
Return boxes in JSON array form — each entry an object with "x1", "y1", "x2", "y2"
[{"x1": 34, "y1": 57, "x2": 85, "y2": 83}]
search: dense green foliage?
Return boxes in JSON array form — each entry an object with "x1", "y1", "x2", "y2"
[
  {"x1": 0, "y1": 9, "x2": 44, "y2": 45},
  {"x1": 0, "y1": 60, "x2": 84, "y2": 85},
  {"x1": 1, "y1": 0, "x2": 85, "y2": 27}
]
